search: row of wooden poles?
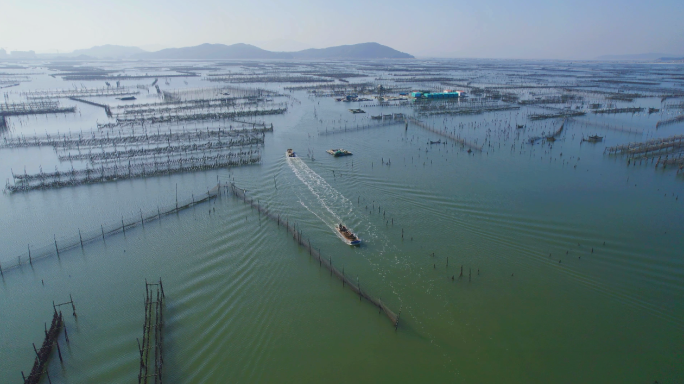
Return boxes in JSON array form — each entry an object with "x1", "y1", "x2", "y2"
[
  {"x1": 227, "y1": 183, "x2": 400, "y2": 328},
  {"x1": 24, "y1": 87, "x2": 139, "y2": 99},
  {"x1": 406, "y1": 117, "x2": 484, "y2": 152},
  {"x1": 21, "y1": 296, "x2": 76, "y2": 384},
  {"x1": 318, "y1": 120, "x2": 404, "y2": 136},
  {"x1": 605, "y1": 135, "x2": 684, "y2": 156},
  {"x1": 138, "y1": 279, "x2": 165, "y2": 384},
  {"x1": 0, "y1": 185, "x2": 219, "y2": 273},
  {"x1": 1, "y1": 126, "x2": 270, "y2": 149},
  {"x1": 114, "y1": 100, "x2": 288, "y2": 119},
  {"x1": 114, "y1": 107, "x2": 287, "y2": 126},
  {"x1": 7, "y1": 153, "x2": 260, "y2": 192}
]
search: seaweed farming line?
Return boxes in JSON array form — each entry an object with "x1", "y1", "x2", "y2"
[
  {"x1": 605, "y1": 135, "x2": 684, "y2": 155},
  {"x1": 57, "y1": 140, "x2": 263, "y2": 162},
  {"x1": 86, "y1": 148, "x2": 260, "y2": 166},
  {"x1": 113, "y1": 97, "x2": 237, "y2": 111},
  {"x1": 138, "y1": 280, "x2": 164, "y2": 384},
  {"x1": 68, "y1": 97, "x2": 112, "y2": 116},
  {"x1": 655, "y1": 114, "x2": 684, "y2": 128},
  {"x1": 567, "y1": 118, "x2": 643, "y2": 134},
  {"x1": 112, "y1": 102, "x2": 288, "y2": 119},
  {"x1": 318, "y1": 120, "x2": 405, "y2": 136},
  {"x1": 284, "y1": 82, "x2": 375, "y2": 91},
  {"x1": 0, "y1": 185, "x2": 219, "y2": 272},
  {"x1": 228, "y1": 183, "x2": 400, "y2": 328},
  {"x1": 6, "y1": 152, "x2": 260, "y2": 192},
  {"x1": 416, "y1": 105, "x2": 520, "y2": 116},
  {"x1": 160, "y1": 85, "x2": 281, "y2": 102},
  {"x1": 517, "y1": 95, "x2": 581, "y2": 105},
  {"x1": 116, "y1": 101, "x2": 239, "y2": 115},
  {"x1": 206, "y1": 75, "x2": 335, "y2": 83},
  {"x1": 0, "y1": 101, "x2": 76, "y2": 117},
  {"x1": 21, "y1": 298, "x2": 76, "y2": 384},
  {"x1": 406, "y1": 117, "x2": 484, "y2": 152},
  {"x1": 1, "y1": 126, "x2": 270, "y2": 149},
  {"x1": 112, "y1": 107, "x2": 287, "y2": 125},
  {"x1": 528, "y1": 111, "x2": 586, "y2": 120},
  {"x1": 605, "y1": 135, "x2": 684, "y2": 171},
  {"x1": 592, "y1": 107, "x2": 644, "y2": 114},
  {"x1": 62, "y1": 73, "x2": 198, "y2": 81},
  {"x1": 23, "y1": 87, "x2": 140, "y2": 99}
]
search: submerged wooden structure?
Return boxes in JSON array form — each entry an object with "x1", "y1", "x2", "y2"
[
  {"x1": 21, "y1": 300, "x2": 76, "y2": 384},
  {"x1": 138, "y1": 279, "x2": 165, "y2": 384}
]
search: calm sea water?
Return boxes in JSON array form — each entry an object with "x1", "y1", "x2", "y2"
[{"x1": 1, "y1": 60, "x2": 683, "y2": 383}]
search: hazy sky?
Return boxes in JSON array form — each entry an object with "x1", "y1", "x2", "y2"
[{"x1": 2, "y1": 0, "x2": 683, "y2": 59}]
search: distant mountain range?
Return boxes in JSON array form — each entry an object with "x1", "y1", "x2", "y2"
[
  {"x1": 596, "y1": 52, "x2": 683, "y2": 61},
  {"x1": 72, "y1": 44, "x2": 146, "y2": 59},
  {"x1": 134, "y1": 42, "x2": 414, "y2": 60},
  {"x1": 1, "y1": 42, "x2": 413, "y2": 61}
]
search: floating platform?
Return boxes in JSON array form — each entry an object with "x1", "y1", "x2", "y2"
[{"x1": 349, "y1": 109, "x2": 365, "y2": 114}]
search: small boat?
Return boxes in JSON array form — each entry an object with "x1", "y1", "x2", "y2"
[
  {"x1": 584, "y1": 135, "x2": 603, "y2": 142},
  {"x1": 118, "y1": 96, "x2": 136, "y2": 101},
  {"x1": 337, "y1": 224, "x2": 361, "y2": 245},
  {"x1": 516, "y1": 124, "x2": 525, "y2": 129},
  {"x1": 326, "y1": 148, "x2": 352, "y2": 157},
  {"x1": 371, "y1": 115, "x2": 382, "y2": 119},
  {"x1": 428, "y1": 140, "x2": 442, "y2": 145},
  {"x1": 286, "y1": 149, "x2": 296, "y2": 158}
]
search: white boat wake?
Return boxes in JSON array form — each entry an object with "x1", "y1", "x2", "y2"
[{"x1": 287, "y1": 157, "x2": 360, "y2": 243}]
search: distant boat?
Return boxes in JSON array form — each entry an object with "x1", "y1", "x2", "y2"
[
  {"x1": 117, "y1": 96, "x2": 136, "y2": 101},
  {"x1": 286, "y1": 149, "x2": 296, "y2": 158},
  {"x1": 337, "y1": 224, "x2": 361, "y2": 246},
  {"x1": 583, "y1": 135, "x2": 603, "y2": 142},
  {"x1": 517, "y1": 124, "x2": 525, "y2": 129},
  {"x1": 326, "y1": 148, "x2": 352, "y2": 157},
  {"x1": 428, "y1": 140, "x2": 442, "y2": 144},
  {"x1": 371, "y1": 115, "x2": 382, "y2": 119}
]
